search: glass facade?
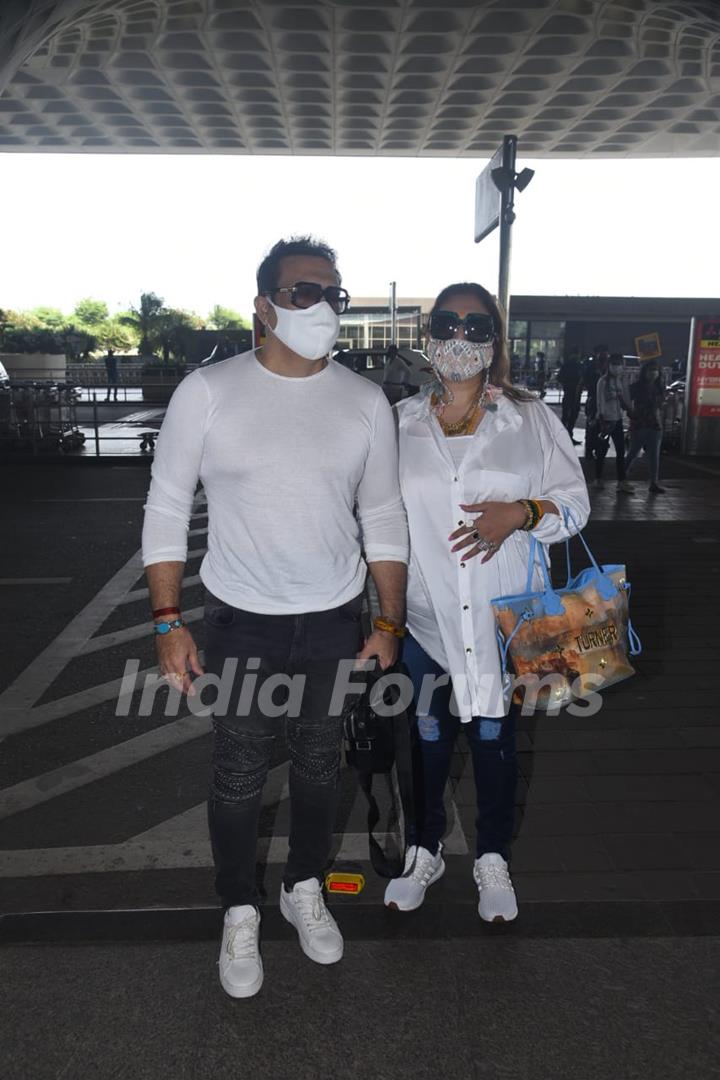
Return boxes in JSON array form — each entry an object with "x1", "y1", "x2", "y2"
[{"x1": 337, "y1": 308, "x2": 422, "y2": 352}]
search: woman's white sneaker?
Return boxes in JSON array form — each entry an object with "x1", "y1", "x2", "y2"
[
  {"x1": 383, "y1": 844, "x2": 445, "y2": 911},
  {"x1": 218, "y1": 905, "x2": 263, "y2": 998},
  {"x1": 280, "y1": 877, "x2": 344, "y2": 965},
  {"x1": 473, "y1": 853, "x2": 518, "y2": 923}
]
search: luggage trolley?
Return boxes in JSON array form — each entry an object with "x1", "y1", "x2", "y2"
[
  {"x1": 38, "y1": 382, "x2": 86, "y2": 453},
  {"x1": 0, "y1": 381, "x2": 86, "y2": 453}
]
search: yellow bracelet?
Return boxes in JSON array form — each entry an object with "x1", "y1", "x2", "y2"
[{"x1": 373, "y1": 617, "x2": 407, "y2": 639}]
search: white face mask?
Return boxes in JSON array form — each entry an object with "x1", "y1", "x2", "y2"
[
  {"x1": 426, "y1": 337, "x2": 494, "y2": 382},
  {"x1": 267, "y1": 299, "x2": 340, "y2": 361}
]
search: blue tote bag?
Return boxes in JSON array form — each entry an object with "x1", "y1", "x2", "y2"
[{"x1": 490, "y1": 509, "x2": 642, "y2": 710}]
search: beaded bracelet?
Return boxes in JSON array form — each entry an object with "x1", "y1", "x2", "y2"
[
  {"x1": 518, "y1": 499, "x2": 544, "y2": 531},
  {"x1": 373, "y1": 616, "x2": 407, "y2": 639}
]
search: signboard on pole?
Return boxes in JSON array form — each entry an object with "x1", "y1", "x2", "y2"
[
  {"x1": 688, "y1": 316, "x2": 720, "y2": 419},
  {"x1": 474, "y1": 144, "x2": 503, "y2": 243}
]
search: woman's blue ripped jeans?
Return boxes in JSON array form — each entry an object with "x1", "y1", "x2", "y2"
[{"x1": 402, "y1": 634, "x2": 518, "y2": 862}]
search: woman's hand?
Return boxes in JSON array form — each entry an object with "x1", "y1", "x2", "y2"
[
  {"x1": 448, "y1": 501, "x2": 527, "y2": 564},
  {"x1": 154, "y1": 626, "x2": 205, "y2": 697}
]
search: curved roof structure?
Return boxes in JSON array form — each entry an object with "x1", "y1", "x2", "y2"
[{"x1": 1, "y1": 0, "x2": 719, "y2": 156}]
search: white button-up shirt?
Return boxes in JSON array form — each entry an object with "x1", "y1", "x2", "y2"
[{"x1": 396, "y1": 390, "x2": 590, "y2": 719}]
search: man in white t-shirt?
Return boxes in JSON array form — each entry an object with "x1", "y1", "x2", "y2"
[{"x1": 141, "y1": 236, "x2": 409, "y2": 998}]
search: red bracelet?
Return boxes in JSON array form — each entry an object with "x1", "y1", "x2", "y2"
[{"x1": 152, "y1": 606, "x2": 181, "y2": 618}]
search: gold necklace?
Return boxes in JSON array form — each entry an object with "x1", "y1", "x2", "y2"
[{"x1": 432, "y1": 388, "x2": 483, "y2": 436}]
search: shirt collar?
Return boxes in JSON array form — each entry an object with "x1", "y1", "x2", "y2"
[{"x1": 406, "y1": 384, "x2": 524, "y2": 437}]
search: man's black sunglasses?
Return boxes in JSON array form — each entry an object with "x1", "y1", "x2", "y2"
[
  {"x1": 429, "y1": 310, "x2": 496, "y2": 344},
  {"x1": 268, "y1": 281, "x2": 351, "y2": 315}
]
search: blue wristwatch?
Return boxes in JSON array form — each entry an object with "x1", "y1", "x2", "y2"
[{"x1": 154, "y1": 618, "x2": 185, "y2": 635}]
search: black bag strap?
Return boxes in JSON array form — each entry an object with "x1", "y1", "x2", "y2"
[{"x1": 352, "y1": 663, "x2": 416, "y2": 879}]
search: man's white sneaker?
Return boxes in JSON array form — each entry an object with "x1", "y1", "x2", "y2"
[
  {"x1": 473, "y1": 853, "x2": 518, "y2": 923},
  {"x1": 280, "y1": 877, "x2": 343, "y2": 965},
  {"x1": 383, "y1": 844, "x2": 445, "y2": 912},
  {"x1": 218, "y1": 905, "x2": 263, "y2": 998}
]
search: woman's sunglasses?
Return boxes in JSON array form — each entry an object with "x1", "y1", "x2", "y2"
[
  {"x1": 429, "y1": 310, "x2": 496, "y2": 344},
  {"x1": 268, "y1": 281, "x2": 351, "y2": 315}
]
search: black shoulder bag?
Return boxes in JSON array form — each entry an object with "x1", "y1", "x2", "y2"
[{"x1": 342, "y1": 660, "x2": 416, "y2": 878}]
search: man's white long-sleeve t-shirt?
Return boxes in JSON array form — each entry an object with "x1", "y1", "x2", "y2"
[{"x1": 141, "y1": 351, "x2": 409, "y2": 614}]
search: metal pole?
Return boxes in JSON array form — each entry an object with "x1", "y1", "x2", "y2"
[
  {"x1": 498, "y1": 135, "x2": 518, "y2": 320},
  {"x1": 389, "y1": 281, "x2": 397, "y2": 346},
  {"x1": 92, "y1": 389, "x2": 100, "y2": 457},
  {"x1": 682, "y1": 317, "x2": 696, "y2": 455}
]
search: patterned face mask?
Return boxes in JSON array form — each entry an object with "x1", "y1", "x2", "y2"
[{"x1": 426, "y1": 337, "x2": 495, "y2": 382}]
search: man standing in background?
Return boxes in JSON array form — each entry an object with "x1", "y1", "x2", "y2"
[
  {"x1": 557, "y1": 347, "x2": 583, "y2": 444},
  {"x1": 103, "y1": 348, "x2": 119, "y2": 402}
]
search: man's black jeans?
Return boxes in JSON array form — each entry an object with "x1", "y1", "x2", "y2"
[{"x1": 202, "y1": 587, "x2": 363, "y2": 909}]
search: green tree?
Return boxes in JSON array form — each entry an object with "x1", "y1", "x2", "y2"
[
  {"x1": 207, "y1": 304, "x2": 249, "y2": 330},
  {"x1": 119, "y1": 292, "x2": 166, "y2": 357},
  {"x1": 74, "y1": 298, "x2": 109, "y2": 327},
  {"x1": 156, "y1": 308, "x2": 203, "y2": 363},
  {"x1": 95, "y1": 318, "x2": 137, "y2": 353},
  {"x1": 29, "y1": 306, "x2": 65, "y2": 331}
]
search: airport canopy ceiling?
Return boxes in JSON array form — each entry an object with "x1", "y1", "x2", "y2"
[{"x1": 1, "y1": 0, "x2": 720, "y2": 157}]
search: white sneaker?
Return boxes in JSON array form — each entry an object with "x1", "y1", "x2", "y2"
[
  {"x1": 473, "y1": 853, "x2": 518, "y2": 923},
  {"x1": 280, "y1": 877, "x2": 343, "y2": 965},
  {"x1": 616, "y1": 481, "x2": 635, "y2": 494},
  {"x1": 218, "y1": 905, "x2": 263, "y2": 998},
  {"x1": 383, "y1": 844, "x2": 445, "y2": 912}
]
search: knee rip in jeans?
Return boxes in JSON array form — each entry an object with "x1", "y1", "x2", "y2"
[
  {"x1": 479, "y1": 718, "x2": 503, "y2": 741},
  {"x1": 211, "y1": 723, "x2": 271, "y2": 802},
  {"x1": 417, "y1": 714, "x2": 441, "y2": 742}
]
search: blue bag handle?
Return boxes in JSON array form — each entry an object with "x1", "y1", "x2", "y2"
[
  {"x1": 524, "y1": 534, "x2": 564, "y2": 616},
  {"x1": 562, "y1": 506, "x2": 617, "y2": 601}
]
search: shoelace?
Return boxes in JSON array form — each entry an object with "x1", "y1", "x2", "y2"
[
  {"x1": 225, "y1": 916, "x2": 258, "y2": 960},
  {"x1": 293, "y1": 888, "x2": 331, "y2": 932},
  {"x1": 406, "y1": 850, "x2": 439, "y2": 886},
  {"x1": 475, "y1": 863, "x2": 513, "y2": 891}
]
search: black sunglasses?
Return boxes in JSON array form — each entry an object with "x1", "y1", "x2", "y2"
[
  {"x1": 268, "y1": 281, "x2": 351, "y2": 315},
  {"x1": 429, "y1": 310, "x2": 496, "y2": 344}
]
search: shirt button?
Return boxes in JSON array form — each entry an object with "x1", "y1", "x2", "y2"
[
  {"x1": 466, "y1": 647, "x2": 472, "y2": 653},
  {"x1": 453, "y1": 476, "x2": 459, "y2": 482},
  {"x1": 463, "y1": 604, "x2": 469, "y2": 611},
  {"x1": 460, "y1": 562, "x2": 466, "y2": 568}
]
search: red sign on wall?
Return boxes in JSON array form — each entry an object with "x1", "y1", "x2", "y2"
[{"x1": 689, "y1": 317, "x2": 720, "y2": 419}]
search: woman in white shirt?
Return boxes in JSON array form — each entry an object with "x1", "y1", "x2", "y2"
[{"x1": 384, "y1": 282, "x2": 590, "y2": 922}]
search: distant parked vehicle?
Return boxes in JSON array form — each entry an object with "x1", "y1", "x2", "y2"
[{"x1": 333, "y1": 345, "x2": 434, "y2": 404}]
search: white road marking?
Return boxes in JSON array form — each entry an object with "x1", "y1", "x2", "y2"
[
  {"x1": 0, "y1": 550, "x2": 148, "y2": 731},
  {"x1": 1, "y1": 665, "x2": 157, "y2": 736},
  {"x1": 0, "y1": 786, "x2": 467, "y2": 876},
  {"x1": 0, "y1": 480, "x2": 471, "y2": 880},
  {"x1": 78, "y1": 606, "x2": 203, "y2": 654},
  {"x1": 118, "y1": 574, "x2": 201, "y2": 604},
  {"x1": 0, "y1": 714, "x2": 213, "y2": 820}
]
